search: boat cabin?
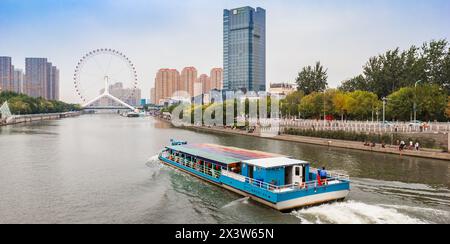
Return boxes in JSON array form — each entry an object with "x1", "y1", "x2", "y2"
[{"x1": 241, "y1": 157, "x2": 310, "y2": 186}]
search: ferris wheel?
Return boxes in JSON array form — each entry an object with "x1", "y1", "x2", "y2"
[{"x1": 73, "y1": 48, "x2": 139, "y2": 110}]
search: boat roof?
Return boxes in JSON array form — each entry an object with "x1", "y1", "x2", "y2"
[
  {"x1": 243, "y1": 157, "x2": 309, "y2": 169},
  {"x1": 166, "y1": 143, "x2": 283, "y2": 165}
]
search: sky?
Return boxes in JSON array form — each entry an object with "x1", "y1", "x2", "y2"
[{"x1": 1, "y1": 0, "x2": 449, "y2": 103}]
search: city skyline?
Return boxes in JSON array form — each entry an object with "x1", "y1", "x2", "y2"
[
  {"x1": 0, "y1": 56, "x2": 59, "y2": 101},
  {"x1": 1, "y1": 0, "x2": 449, "y2": 103}
]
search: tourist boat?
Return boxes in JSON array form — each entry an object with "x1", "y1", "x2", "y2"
[
  {"x1": 121, "y1": 112, "x2": 140, "y2": 118},
  {"x1": 158, "y1": 140, "x2": 350, "y2": 211}
]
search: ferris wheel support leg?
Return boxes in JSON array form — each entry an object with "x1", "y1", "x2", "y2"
[
  {"x1": 105, "y1": 94, "x2": 136, "y2": 111},
  {"x1": 82, "y1": 93, "x2": 137, "y2": 111},
  {"x1": 82, "y1": 94, "x2": 107, "y2": 108}
]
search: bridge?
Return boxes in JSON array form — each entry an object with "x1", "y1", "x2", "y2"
[
  {"x1": 83, "y1": 106, "x2": 136, "y2": 110},
  {"x1": 81, "y1": 76, "x2": 137, "y2": 111}
]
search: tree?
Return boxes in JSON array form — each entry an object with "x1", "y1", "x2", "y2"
[
  {"x1": 347, "y1": 91, "x2": 379, "y2": 121},
  {"x1": 0, "y1": 91, "x2": 80, "y2": 115},
  {"x1": 332, "y1": 91, "x2": 351, "y2": 121},
  {"x1": 299, "y1": 92, "x2": 324, "y2": 119},
  {"x1": 362, "y1": 48, "x2": 406, "y2": 98},
  {"x1": 340, "y1": 39, "x2": 448, "y2": 99},
  {"x1": 339, "y1": 75, "x2": 367, "y2": 92},
  {"x1": 415, "y1": 84, "x2": 447, "y2": 121},
  {"x1": 446, "y1": 96, "x2": 450, "y2": 119},
  {"x1": 296, "y1": 61, "x2": 328, "y2": 95},
  {"x1": 281, "y1": 91, "x2": 304, "y2": 118},
  {"x1": 387, "y1": 84, "x2": 446, "y2": 121},
  {"x1": 422, "y1": 39, "x2": 450, "y2": 93}
]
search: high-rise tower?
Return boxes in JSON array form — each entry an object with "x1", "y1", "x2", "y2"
[{"x1": 223, "y1": 6, "x2": 266, "y2": 92}]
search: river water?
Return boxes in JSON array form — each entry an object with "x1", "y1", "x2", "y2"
[{"x1": 0, "y1": 114, "x2": 449, "y2": 224}]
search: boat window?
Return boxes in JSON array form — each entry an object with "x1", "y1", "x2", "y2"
[{"x1": 295, "y1": 167, "x2": 300, "y2": 176}]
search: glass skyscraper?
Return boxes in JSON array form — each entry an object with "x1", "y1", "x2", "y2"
[{"x1": 223, "y1": 6, "x2": 266, "y2": 92}]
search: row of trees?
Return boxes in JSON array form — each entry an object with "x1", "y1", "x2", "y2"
[
  {"x1": 291, "y1": 39, "x2": 450, "y2": 121},
  {"x1": 0, "y1": 91, "x2": 81, "y2": 115},
  {"x1": 340, "y1": 39, "x2": 450, "y2": 97},
  {"x1": 282, "y1": 84, "x2": 448, "y2": 121}
]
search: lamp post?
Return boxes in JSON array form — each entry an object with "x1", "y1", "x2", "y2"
[
  {"x1": 414, "y1": 80, "x2": 421, "y2": 122},
  {"x1": 382, "y1": 97, "x2": 387, "y2": 124},
  {"x1": 323, "y1": 86, "x2": 327, "y2": 127}
]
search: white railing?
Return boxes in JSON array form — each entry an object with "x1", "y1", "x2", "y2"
[
  {"x1": 310, "y1": 168, "x2": 350, "y2": 181},
  {"x1": 222, "y1": 170, "x2": 246, "y2": 182},
  {"x1": 221, "y1": 169, "x2": 350, "y2": 193},
  {"x1": 279, "y1": 119, "x2": 450, "y2": 134},
  {"x1": 165, "y1": 154, "x2": 222, "y2": 179}
]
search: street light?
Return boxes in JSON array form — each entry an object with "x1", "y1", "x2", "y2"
[
  {"x1": 323, "y1": 86, "x2": 328, "y2": 126},
  {"x1": 414, "y1": 80, "x2": 422, "y2": 122},
  {"x1": 382, "y1": 97, "x2": 387, "y2": 124}
]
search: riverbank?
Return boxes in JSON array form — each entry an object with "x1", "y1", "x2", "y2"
[
  {"x1": 0, "y1": 111, "x2": 81, "y2": 126},
  {"x1": 156, "y1": 117, "x2": 450, "y2": 161}
]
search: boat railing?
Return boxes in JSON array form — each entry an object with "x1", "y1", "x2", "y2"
[
  {"x1": 164, "y1": 154, "x2": 222, "y2": 179},
  {"x1": 222, "y1": 170, "x2": 350, "y2": 193},
  {"x1": 310, "y1": 168, "x2": 350, "y2": 181},
  {"x1": 221, "y1": 170, "x2": 246, "y2": 182}
]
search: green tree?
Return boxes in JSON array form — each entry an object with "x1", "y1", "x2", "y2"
[
  {"x1": 0, "y1": 91, "x2": 80, "y2": 115},
  {"x1": 446, "y1": 96, "x2": 450, "y2": 119},
  {"x1": 281, "y1": 91, "x2": 304, "y2": 118},
  {"x1": 354, "y1": 39, "x2": 449, "y2": 98},
  {"x1": 299, "y1": 92, "x2": 325, "y2": 119},
  {"x1": 332, "y1": 91, "x2": 351, "y2": 121},
  {"x1": 296, "y1": 61, "x2": 328, "y2": 95},
  {"x1": 363, "y1": 48, "x2": 406, "y2": 98},
  {"x1": 422, "y1": 39, "x2": 450, "y2": 93},
  {"x1": 387, "y1": 84, "x2": 446, "y2": 121},
  {"x1": 339, "y1": 75, "x2": 367, "y2": 92},
  {"x1": 347, "y1": 91, "x2": 379, "y2": 120}
]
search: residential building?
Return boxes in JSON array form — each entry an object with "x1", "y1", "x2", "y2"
[
  {"x1": 25, "y1": 58, "x2": 48, "y2": 98},
  {"x1": 0, "y1": 57, "x2": 13, "y2": 92},
  {"x1": 210, "y1": 68, "x2": 223, "y2": 90},
  {"x1": 12, "y1": 68, "x2": 24, "y2": 94},
  {"x1": 154, "y1": 68, "x2": 180, "y2": 105},
  {"x1": 269, "y1": 83, "x2": 297, "y2": 96},
  {"x1": 150, "y1": 87, "x2": 156, "y2": 104},
  {"x1": 180, "y1": 67, "x2": 198, "y2": 98},
  {"x1": 197, "y1": 74, "x2": 211, "y2": 94}
]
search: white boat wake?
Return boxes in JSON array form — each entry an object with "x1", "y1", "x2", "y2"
[
  {"x1": 147, "y1": 155, "x2": 160, "y2": 163},
  {"x1": 221, "y1": 197, "x2": 250, "y2": 209},
  {"x1": 292, "y1": 201, "x2": 431, "y2": 224}
]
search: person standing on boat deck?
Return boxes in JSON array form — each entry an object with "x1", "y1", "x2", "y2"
[
  {"x1": 316, "y1": 168, "x2": 322, "y2": 186},
  {"x1": 320, "y1": 167, "x2": 328, "y2": 185}
]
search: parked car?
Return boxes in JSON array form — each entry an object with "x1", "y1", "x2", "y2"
[
  {"x1": 380, "y1": 121, "x2": 394, "y2": 127},
  {"x1": 408, "y1": 120, "x2": 422, "y2": 127}
]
